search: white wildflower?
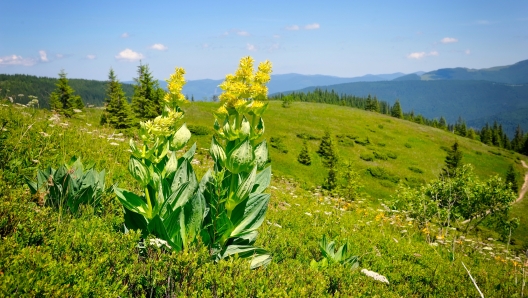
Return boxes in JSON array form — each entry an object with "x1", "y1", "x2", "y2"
[
  {"x1": 109, "y1": 142, "x2": 119, "y2": 146},
  {"x1": 483, "y1": 247, "x2": 492, "y2": 251},
  {"x1": 273, "y1": 223, "x2": 282, "y2": 228},
  {"x1": 39, "y1": 132, "x2": 50, "y2": 137},
  {"x1": 73, "y1": 109, "x2": 82, "y2": 113},
  {"x1": 304, "y1": 212, "x2": 312, "y2": 217},
  {"x1": 149, "y1": 238, "x2": 170, "y2": 248},
  {"x1": 324, "y1": 211, "x2": 332, "y2": 216},
  {"x1": 361, "y1": 269, "x2": 389, "y2": 284}
]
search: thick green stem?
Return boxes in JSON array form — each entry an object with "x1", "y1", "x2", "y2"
[
  {"x1": 145, "y1": 186, "x2": 153, "y2": 218},
  {"x1": 227, "y1": 172, "x2": 237, "y2": 217}
]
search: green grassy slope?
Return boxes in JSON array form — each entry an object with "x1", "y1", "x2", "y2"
[{"x1": 1, "y1": 102, "x2": 528, "y2": 296}]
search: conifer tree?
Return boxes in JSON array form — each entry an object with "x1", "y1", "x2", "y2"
[
  {"x1": 505, "y1": 164, "x2": 518, "y2": 194},
  {"x1": 438, "y1": 116, "x2": 447, "y2": 130},
  {"x1": 454, "y1": 116, "x2": 467, "y2": 137},
  {"x1": 522, "y1": 135, "x2": 528, "y2": 156},
  {"x1": 442, "y1": 140, "x2": 463, "y2": 177},
  {"x1": 49, "y1": 69, "x2": 83, "y2": 117},
  {"x1": 467, "y1": 128, "x2": 476, "y2": 140},
  {"x1": 297, "y1": 140, "x2": 312, "y2": 165},
  {"x1": 480, "y1": 123, "x2": 492, "y2": 145},
  {"x1": 390, "y1": 99, "x2": 403, "y2": 118},
  {"x1": 511, "y1": 125, "x2": 524, "y2": 152},
  {"x1": 317, "y1": 131, "x2": 339, "y2": 168},
  {"x1": 131, "y1": 63, "x2": 163, "y2": 121},
  {"x1": 101, "y1": 68, "x2": 135, "y2": 129}
]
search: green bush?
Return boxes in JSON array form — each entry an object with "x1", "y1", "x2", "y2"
[
  {"x1": 188, "y1": 124, "x2": 213, "y2": 135},
  {"x1": 270, "y1": 136, "x2": 288, "y2": 153},
  {"x1": 408, "y1": 166, "x2": 424, "y2": 174},
  {"x1": 373, "y1": 151, "x2": 388, "y2": 160},
  {"x1": 296, "y1": 133, "x2": 320, "y2": 140},
  {"x1": 367, "y1": 166, "x2": 400, "y2": 183},
  {"x1": 355, "y1": 137, "x2": 370, "y2": 146},
  {"x1": 360, "y1": 153, "x2": 374, "y2": 161},
  {"x1": 387, "y1": 152, "x2": 397, "y2": 159},
  {"x1": 404, "y1": 143, "x2": 412, "y2": 148}
]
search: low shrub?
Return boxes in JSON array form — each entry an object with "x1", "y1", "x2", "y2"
[
  {"x1": 360, "y1": 153, "x2": 374, "y2": 161},
  {"x1": 355, "y1": 137, "x2": 370, "y2": 146},
  {"x1": 373, "y1": 151, "x2": 388, "y2": 160},
  {"x1": 366, "y1": 166, "x2": 399, "y2": 183},
  {"x1": 188, "y1": 124, "x2": 213, "y2": 135},
  {"x1": 296, "y1": 133, "x2": 320, "y2": 140},
  {"x1": 387, "y1": 152, "x2": 397, "y2": 159},
  {"x1": 408, "y1": 166, "x2": 424, "y2": 174},
  {"x1": 404, "y1": 143, "x2": 412, "y2": 148},
  {"x1": 270, "y1": 136, "x2": 288, "y2": 153}
]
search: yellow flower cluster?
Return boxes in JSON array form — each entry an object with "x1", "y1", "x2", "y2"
[
  {"x1": 142, "y1": 110, "x2": 184, "y2": 137},
  {"x1": 164, "y1": 67, "x2": 188, "y2": 105},
  {"x1": 217, "y1": 56, "x2": 272, "y2": 114}
]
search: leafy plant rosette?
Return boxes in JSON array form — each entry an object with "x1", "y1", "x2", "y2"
[
  {"x1": 310, "y1": 235, "x2": 359, "y2": 270},
  {"x1": 114, "y1": 67, "x2": 204, "y2": 252},
  {"x1": 201, "y1": 56, "x2": 273, "y2": 268},
  {"x1": 26, "y1": 156, "x2": 106, "y2": 214}
]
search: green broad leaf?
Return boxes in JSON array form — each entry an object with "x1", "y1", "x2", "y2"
[
  {"x1": 148, "y1": 215, "x2": 179, "y2": 250},
  {"x1": 181, "y1": 142, "x2": 197, "y2": 161},
  {"x1": 230, "y1": 231, "x2": 258, "y2": 245},
  {"x1": 170, "y1": 123, "x2": 191, "y2": 151},
  {"x1": 209, "y1": 136, "x2": 226, "y2": 167},
  {"x1": 226, "y1": 138, "x2": 255, "y2": 174},
  {"x1": 129, "y1": 139, "x2": 143, "y2": 159},
  {"x1": 163, "y1": 207, "x2": 184, "y2": 251},
  {"x1": 226, "y1": 166, "x2": 257, "y2": 212},
  {"x1": 114, "y1": 187, "x2": 149, "y2": 216},
  {"x1": 171, "y1": 159, "x2": 197, "y2": 193},
  {"x1": 148, "y1": 164, "x2": 162, "y2": 191},
  {"x1": 25, "y1": 177, "x2": 38, "y2": 194},
  {"x1": 310, "y1": 259, "x2": 319, "y2": 270},
  {"x1": 253, "y1": 140, "x2": 269, "y2": 170},
  {"x1": 253, "y1": 166, "x2": 271, "y2": 195},
  {"x1": 251, "y1": 117, "x2": 265, "y2": 140},
  {"x1": 54, "y1": 165, "x2": 69, "y2": 182},
  {"x1": 163, "y1": 152, "x2": 178, "y2": 180},
  {"x1": 239, "y1": 116, "x2": 250, "y2": 139},
  {"x1": 128, "y1": 156, "x2": 151, "y2": 186},
  {"x1": 123, "y1": 208, "x2": 149, "y2": 237},
  {"x1": 160, "y1": 182, "x2": 196, "y2": 219},
  {"x1": 177, "y1": 192, "x2": 205, "y2": 249},
  {"x1": 230, "y1": 193, "x2": 270, "y2": 238},
  {"x1": 216, "y1": 244, "x2": 272, "y2": 269},
  {"x1": 152, "y1": 139, "x2": 170, "y2": 163}
]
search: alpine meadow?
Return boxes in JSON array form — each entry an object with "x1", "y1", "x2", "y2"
[{"x1": 2, "y1": 1, "x2": 528, "y2": 296}]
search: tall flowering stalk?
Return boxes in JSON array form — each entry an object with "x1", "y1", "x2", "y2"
[
  {"x1": 200, "y1": 56, "x2": 273, "y2": 268},
  {"x1": 115, "y1": 68, "x2": 205, "y2": 252}
]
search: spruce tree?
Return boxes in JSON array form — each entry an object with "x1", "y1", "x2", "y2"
[
  {"x1": 438, "y1": 116, "x2": 447, "y2": 130},
  {"x1": 442, "y1": 140, "x2": 463, "y2": 177},
  {"x1": 131, "y1": 63, "x2": 163, "y2": 121},
  {"x1": 391, "y1": 99, "x2": 403, "y2": 118},
  {"x1": 522, "y1": 135, "x2": 528, "y2": 156},
  {"x1": 454, "y1": 116, "x2": 467, "y2": 137},
  {"x1": 505, "y1": 164, "x2": 518, "y2": 194},
  {"x1": 297, "y1": 140, "x2": 312, "y2": 166},
  {"x1": 511, "y1": 125, "x2": 524, "y2": 152},
  {"x1": 49, "y1": 69, "x2": 83, "y2": 117},
  {"x1": 101, "y1": 68, "x2": 135, "y2": 129},
  {"x1": 317, "y1": 131, "x2": 339, "y2": 168}
]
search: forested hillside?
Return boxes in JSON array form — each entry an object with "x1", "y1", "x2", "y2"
[{"x1": 0, "y1": 74, "x2": 134, "y2": 107}]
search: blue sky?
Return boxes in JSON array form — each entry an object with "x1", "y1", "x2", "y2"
[{"x1": 1, "y1": 0, "x2": 527, "y2": 81}]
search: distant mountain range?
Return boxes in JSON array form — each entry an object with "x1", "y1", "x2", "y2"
[
  {"x1": 124, "y1": 72, "x2": 422, "y2": 99},
  {"x1": 278, "y1": 59, "x2": 528, "y2": 137}
]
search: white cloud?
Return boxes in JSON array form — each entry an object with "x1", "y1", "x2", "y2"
[
  {"x1": 407, "y1": 51, "x2": 439, "y2": 59},
  {"x1": 150, "y1": 43, "x2": 168, "y2": 51},
  {"x1": 121, "y1": 32, "x2": 129, "y2": 38},
  {"x1": 285, "y1": 25, "x2": 299, "y2": 31},
  {"x1": 465, "y1": 49, "x2": 471, "y2": 55},
  {"x1": 39, "y1": 50, "x2": 48, "y2": 62},
  {"x1": 304, "y1": 23, "x2": 320, "y2": 30},
  {"x1": 273, "y1": 34, "x2": 280, "y2": 38},
  {"x1": 115, "y1": 48, "x2": 144, "y2": 61},
  {"x1": 0, "y1": 55, "x2": 36, "y2": 66},
  {"x1": 269, "y1": 43, "x2": 280, "y2": 52},
  {"x1": 86, "y1": 54, "x2": 96, "y2": 60},
  {"x1": 440, "y1": 37, "x2": 458, "y2": 44},
  {"x1": 236, "y1": 30, "x2": 250, "y2": 36},
  {"x1": 246, "y1": 43, "x2": 257, "y2": 51},
  {"x1": 56, "y1": 54, "x2": 64, "y2": 58},
  {"x1": 202, "y1": 43, "x2": 209, "y2": 49}
]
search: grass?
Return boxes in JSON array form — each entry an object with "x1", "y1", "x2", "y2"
[{"x1": 1, "y1": 101, "x2": 528, "y2": 296}]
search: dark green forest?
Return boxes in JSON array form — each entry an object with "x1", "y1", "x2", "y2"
[{"x1": 0, "y1": 74, "x2": 134, "y2": 108}]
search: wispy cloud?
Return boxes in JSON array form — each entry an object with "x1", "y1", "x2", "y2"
[
  {"x1": 150, "y1": 43, "x2": 168, "y2": 51},
  {"x1": 440, "y1": 37, "x2": 458, "y2": 44},
  {"x1": 246, "y1": 43, "x2": 257, "y2": 51},
  {"x1": 115, "y1": 48, "x2": 144, "y2": 61},
  {"x1": 0, "y1": 55, "x2": 36, "y2": 66},
  {"x1": 121, "y1": 32, "x2": 129, "y2": 38},
  {"x1": 407, "y1": 51, "x2": 439, "y2": 59},
  {"x1": 304, "y1": 23, "x2": 320, "y2": 30},
  {"x1": 236, "y1": 30, "x2": 250, "y2": 36},
  {"x1": 39, "y1": 50, "x2": 48, "y2": 62},
  {"x1": 285, "y1": 25, "x2": 300, "y2": 31},
  {"x1": 475, "y1": 20, "x2": 490, "y2": 25},
  {"x1": 86, "y1": 54, "x2": 96, "y2": 60},
  {"x1": 465, "y1": 49, "x2": 471, "y2": 55},
  {"x1": 273, "y1": 34, "x2": 280, "y2": 38},
  {"x1": 268, "y1": 43, "x2": 280, "y2": 52}
]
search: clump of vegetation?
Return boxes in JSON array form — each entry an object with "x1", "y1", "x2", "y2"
[
  {"x1": 386, "y1": 152, "x2": 397, "y2": 159},
  {"x1": 408, "y1": 166, "x2": 424, "y2": 174},
  {"x1": 367, "y1": 166, "x2": 400, "y2": 183},
  {"x1": 360, "y1": 152, "x2": 374, "y2": 161},
  {"x1": 188, "y1": 124, "x2": 213, "y2": 135},
  {"x1": 442, "y1": 140, "x2": 463, "y2": 177},
  {"x1": 270, "y1": 136, "x2": 288, "y2": 153},
  {"x1": 100, "y1": 68, "x2": 135, "y2": 129},
  {"x1": 49, "y1": 69, "x2": 84, "y2": 117},
  {"x1": 404, "y1": 143, "x2": 412, "y2": 148},
  {"x1": 26, "y1": 156, "x2": 106, "y2": 214},
  {"x1": 317, "y1": 131, "x2": 339, "y2": 190},
  {"x1": 373, "y1": 151, "x2": 388, "y2": 160},
  {"x1": 310, "y1": 235, "x2": 359, "y2": 270},
  {"x1": 296, "y1": 132, "x2": 320, "y2": 140},
  {"x1": 355, "y1": 137, "x2": 370, "y2": 146},
  {"x1": 297, "y1": 140, "x2": 312, "y2": 166}
]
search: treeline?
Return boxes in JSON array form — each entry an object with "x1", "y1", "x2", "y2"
[
  {"x1": 0, "y1": 74, "x2": 134, "y2": 108},
  {"x1": 270, "y1": 88, "x2": 528, "y2": 155}
]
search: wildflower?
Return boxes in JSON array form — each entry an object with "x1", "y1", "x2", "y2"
[
  {"x1": 73, "y1": 109, "x2": 82, "y2": 113},
  {"x1": 109, "y1": 142, "x2": 119, "y2": 146},
  {"x1": 361, "y1": 269, "x2": 389, "y2": 284},
  {"x1": 149, "y1": 238, "x2": 170, "y2": 248},
  {"x1": 304, "y1": 212, "x2": 312, "y2": 217}
]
